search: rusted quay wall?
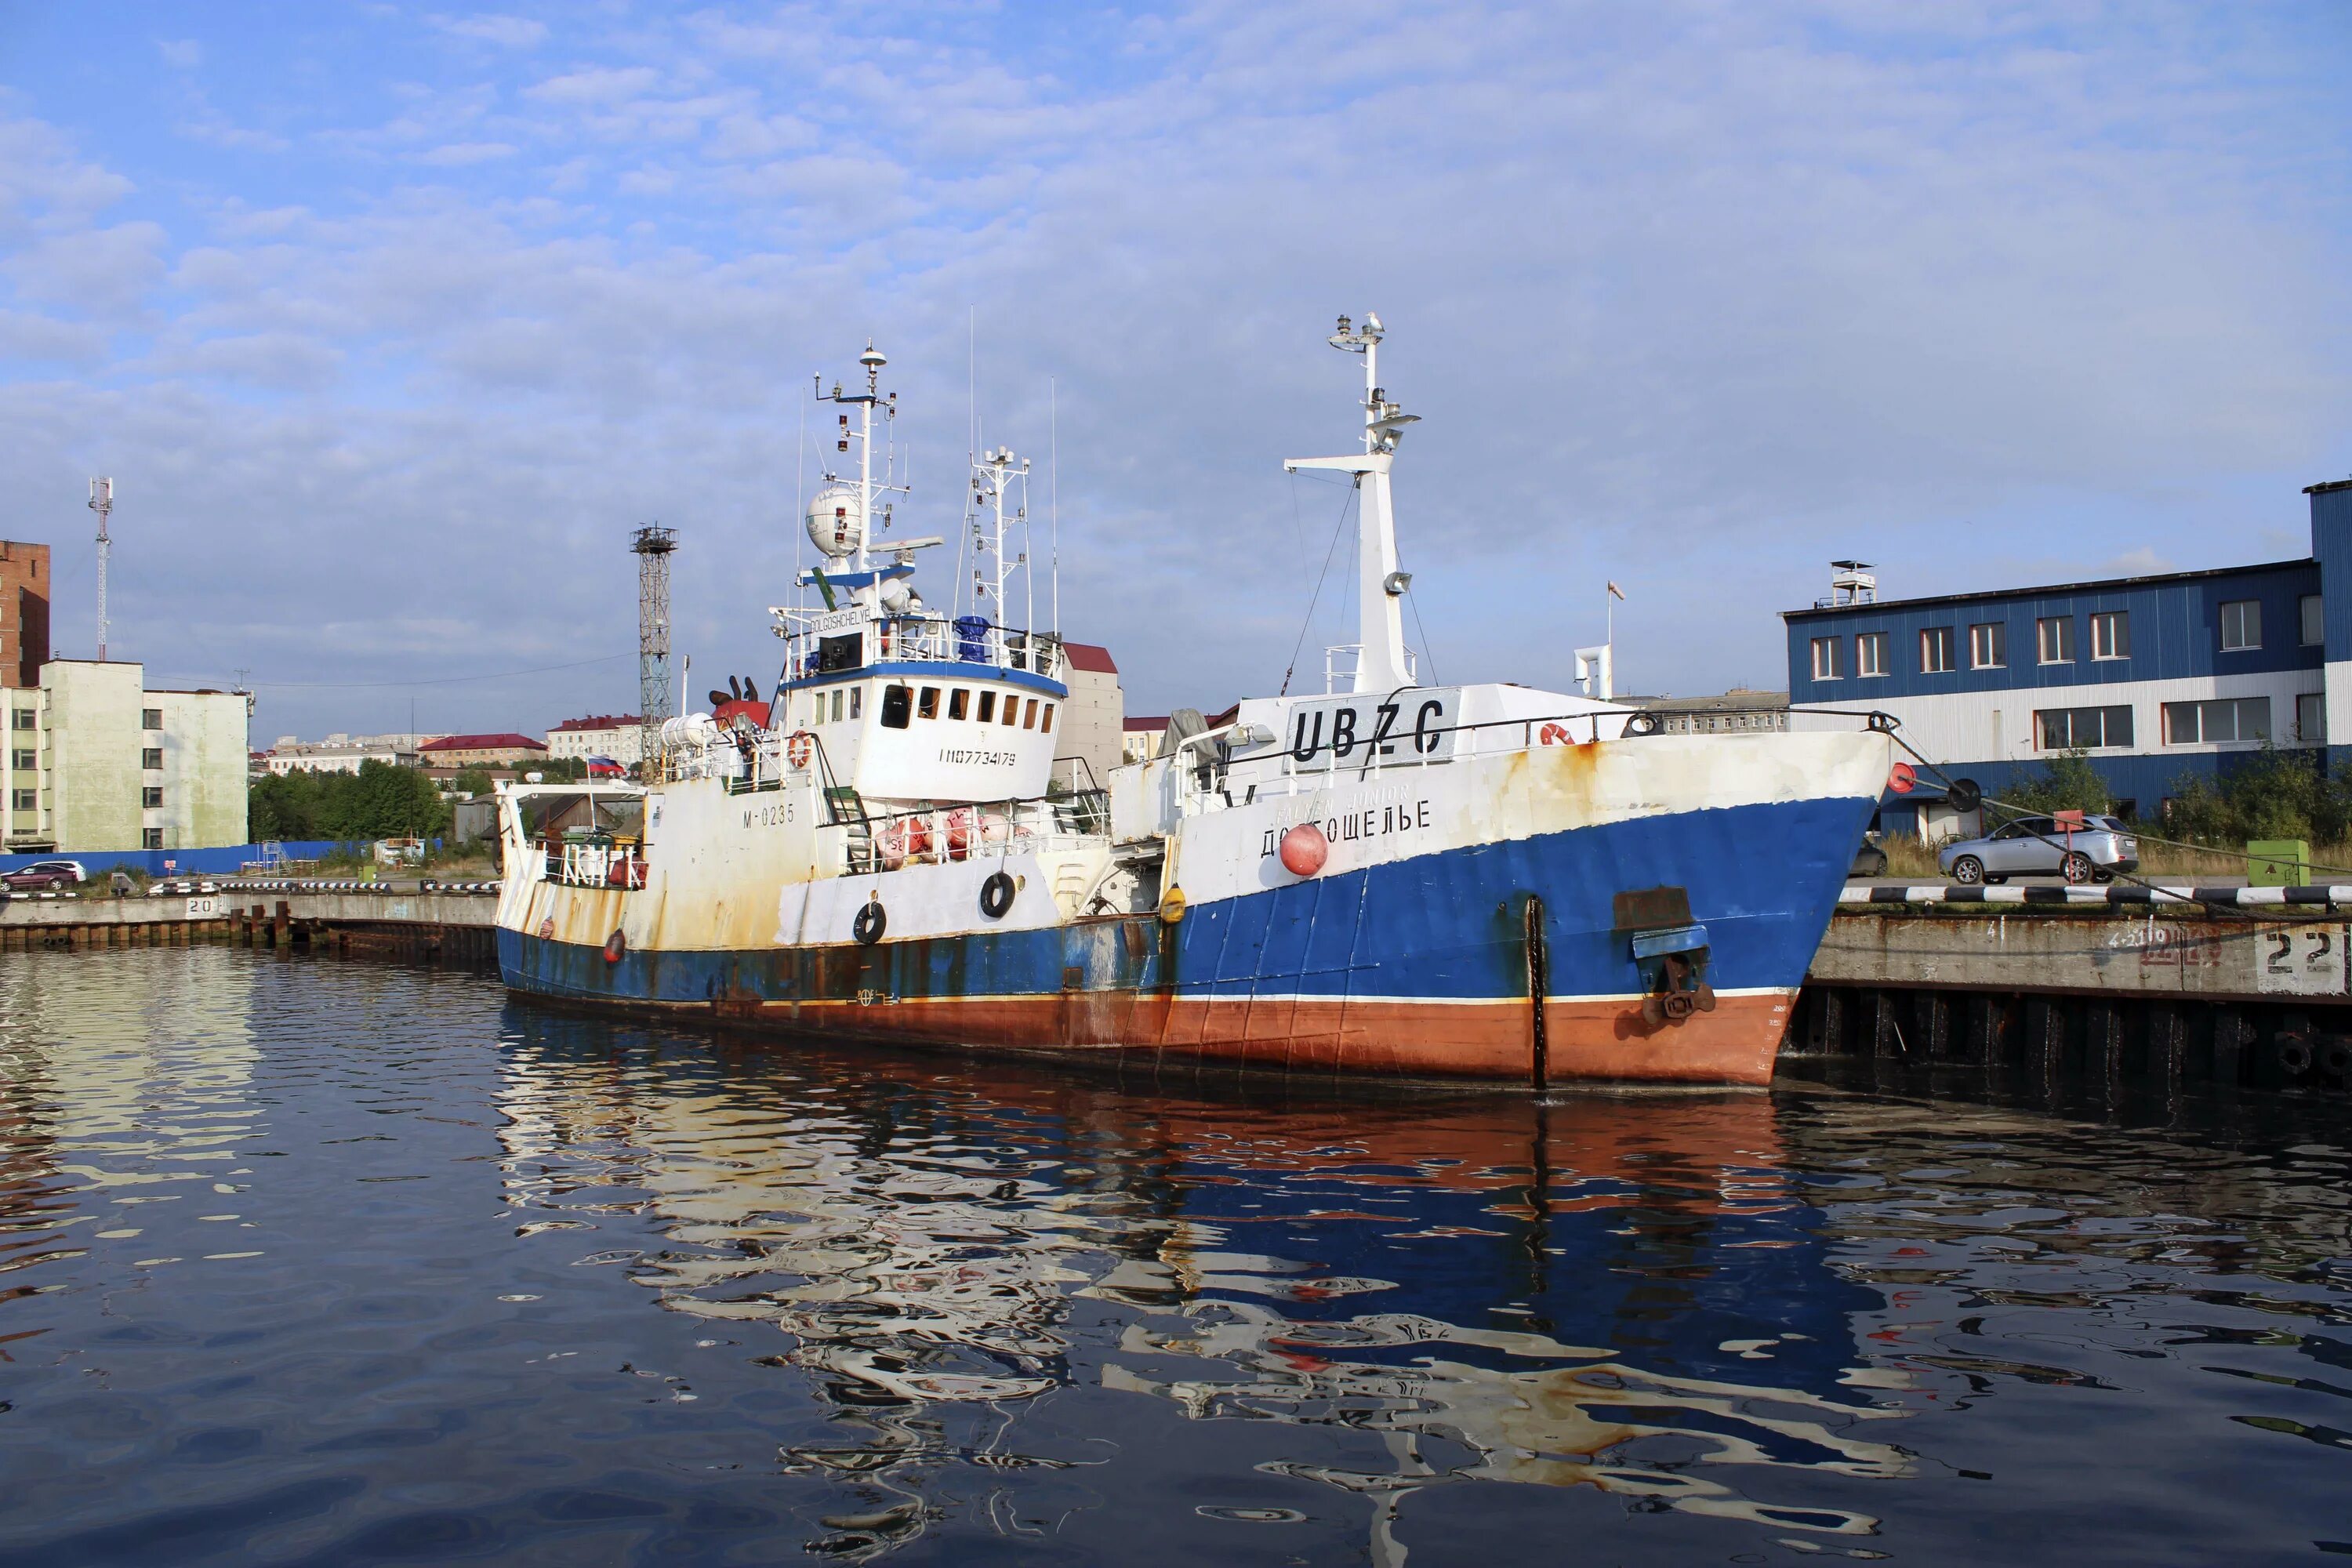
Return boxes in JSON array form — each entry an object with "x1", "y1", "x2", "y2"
[
  {"x1": 0, "y1": 887, "x2": 499, "y2": 971},
  {"x1": 1797, "y1": 898, "x2": 2352, "y2": 1097}
]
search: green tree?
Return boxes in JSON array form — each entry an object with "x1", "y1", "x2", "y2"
[{"x1": 2000, "y1": 750, "x2": 2111, "y2": 818}]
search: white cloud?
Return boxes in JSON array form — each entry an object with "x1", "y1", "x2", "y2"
[
  {"x1": 524, "y1": 66, "x2": 660, "y2": 105},
  {"x1": 429, "y1": 13, "x2": 548, "y2": 49},
  {"x1": 417, "y1": 141, "x2": 519, "y2": 165},
  {"x1": 156, "y1": 38, "x2": 204, "y2": 69}
]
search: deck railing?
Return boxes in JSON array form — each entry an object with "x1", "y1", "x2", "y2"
[
  {"x1": 782, "y1": 618, "x2": 1065, "y2": 685},
  {"x1": 826, "y1": 792, "x2": 1109, "y2": 874}
]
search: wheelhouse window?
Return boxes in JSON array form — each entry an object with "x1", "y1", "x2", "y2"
[
  {"x1": 1040, "y1": 702, "x2": 1055, "y2": 734},
  {"x1": 2089, "y1": 611, "x2": 2130, "y2": 661},
  {"x1": 2162, "y1": 695, "x2": 2269, "y2": 745},
  {"x1": 2034, "y1": 706, "x2": 2132, "y2": 750},
  {"x1": 1918, "y1": 626, "x2": 1955, "y2": 674},
  {"x1": 2036, "y1": 616, "x2": 2074, "y2": 664},
  {"x1": 976, "y1": 691, "x2": 996, "y2": 724},
  {"x1": 1021, "y1": 699, "x2": 1039, "y2": 729},
  {"x1": 2302, "y1": 593, "x2": 2324, "y2": 647},
  {"x1": 1000, "y1": 692, "x2": 1020, "y2": 726},
  {"x1": 1969, "y1": 622, "x2": 2005, "y2": 669},
  {"x1": 2220, "y1": 599, "x2": 2262, "y2": 651},
  {"x1": 880, "y1": 684, "x2": 912, "y2": 729},
  {"x1": 849, "y1": 687, "x2": 862, "y2": 720},
  {"x1": 829, "y1": 688, "x2": 844, "y2": 722},
  {"x1": 1855, "y1": 632, "x2": 1887, "y2": 678},
  {"x1": 916, "y1": 686, "x2": 941, "y2": 720},
  {"x1": 948, "y1": 688, "x2": 969, "y2": 721},
  {"x1": 1809, "y1": 637, "x2": 1843, "y2": 681},
  {"x1": 815, "y1": 633, "x2": 863, "y2": 673}
]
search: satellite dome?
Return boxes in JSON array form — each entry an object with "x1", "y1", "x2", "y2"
[{"x1": 806, "y1": 482, "x2": 862, "y2": 559}]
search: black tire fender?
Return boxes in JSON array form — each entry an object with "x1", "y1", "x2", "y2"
[
  {"x1": 853, "y1": 898, "x2": 887, "y2": 946},
  {"x1": 978, "y1": 871, "x2": 1016, "y2": 920}
]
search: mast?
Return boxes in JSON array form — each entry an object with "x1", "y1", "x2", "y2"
[
  {"x1": 1284, "y1": 313, "x2": 1417, "y2": 693},
  {"x1": 815, "y1": 343, "x2": 896, "y2": 619}
]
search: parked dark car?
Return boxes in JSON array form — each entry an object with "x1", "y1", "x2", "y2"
[
  {"x1": 1938, "y1": 815, "x2": 2139, "y2": 885},
  {"x1": 3, "y1": 860, "x2": 85, "y2": 891}
]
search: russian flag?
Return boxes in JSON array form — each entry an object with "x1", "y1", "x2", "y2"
[{"x1": 585, "y1": 756, "x2": 624, "y2": 777}]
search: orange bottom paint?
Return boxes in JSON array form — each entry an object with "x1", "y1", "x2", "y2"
[{"x1": 629, "y1": 986, "x2": 1794, "y2": 1087}]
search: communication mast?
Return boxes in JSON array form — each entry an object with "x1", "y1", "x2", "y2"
[
  {"x1": 633, "y1": 524, "x2": 677, "y2": 770},
  {"x1": 88, "y1": 477, "x2": 113, "y2": 661}
]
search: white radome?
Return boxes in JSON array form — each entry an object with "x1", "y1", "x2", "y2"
[{"x1": 806, "y1": 482, "x2": 863, "y2": 559}]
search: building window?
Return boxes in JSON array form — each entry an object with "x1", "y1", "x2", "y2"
[
  {"x1": 1969, "y1": 622, "x2": 2005, "y2": 669},
  {"x1": 917, "y1": 686, "x2": 941, "y2": 720},
  {"x1": 1809, "y1": 637, "x2": 1844, "y2": 681},
  {"x1": 2089, "y1": 611, "x2": 2130, "y2": 661},
  {"x1": 2220, "y1": 599, "x2": 2262, "y2": 651},
  {"x1": 1919, "y1": 626, "x2": 1955, "y2": 674},
  {"x1": 2036, "y1": 616, "x2": 2074, "y2": 664},
  {"x1": 880, "y1": 684, "x2": 911, "y2": 729},
  {"x1": 142, "y1": 786, "x2": 163, "y2": 808},
  {"x1": 10, "y1": 750, "x2": 31, "y2": 771},
  {"x1": 948, "y1": 688, "x2": 969, "y2": 721},
  {"x1": 976, "y1": 691, "x2": 996, "y2": 724},
  {"x1": 2034, "y1": 706, "x2": 2133, "y2": 750},
  {"x1": 10, "y1": 789, "x2": 32, "y2": 811},
  {"x1": 142, "y1": 828, "x2": 162, "y2": 850},
  {"x1": 1855, "y1": 632, "x2": 1887, "y2": 677},
  {"x1": 2163, "y1": 695, "x2": 2270, "y2": 745},
  {"x1": 141, "y1": 708, "x2": 162, "y2": 730},
  {"x1": 2302, "y1": 594, "x2": 2324, "y2": 647},
  {"x1": 2298, "y1": 691, "x2": 2325, "y2": 742},
  {"x1": 142, "y1": 747, "x2": 162, "y2": 770},
  {"x1": 9, "y1": 708, "x2": 32, "y2": 731}
]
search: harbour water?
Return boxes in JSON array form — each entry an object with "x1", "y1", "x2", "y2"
[{"x1": 1, "y1": 950, "x2": 2347, "y2": 1565}]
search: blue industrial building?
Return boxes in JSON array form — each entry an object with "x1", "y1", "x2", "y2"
[{"x1": 1783, "y1": 478, "x2": 2352, "y2": 837}]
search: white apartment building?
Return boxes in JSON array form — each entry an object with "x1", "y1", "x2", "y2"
[
  {"x1": 6, "y1": 661, "x2": 250, "y2": 854},
  {"x1": 545, "y1": 714, "x2": 644, "y2": 766}
]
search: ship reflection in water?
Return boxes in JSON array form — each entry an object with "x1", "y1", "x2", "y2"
[{"x1": 1, "y1": 955, "x2": 2349, "y2": 1565}]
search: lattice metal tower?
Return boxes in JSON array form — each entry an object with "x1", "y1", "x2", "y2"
[{"x1": 632, "y1": 524, "x2": 677, "y2": 769}]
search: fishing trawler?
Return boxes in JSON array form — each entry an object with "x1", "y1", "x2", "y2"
[{"x1": 493, "y1": 318, "x2": 1895, "y2": 1085}]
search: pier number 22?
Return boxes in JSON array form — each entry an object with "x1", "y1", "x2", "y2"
[{"x1": 2258, "y1": 925, "x2": 2347, "y2": 996}]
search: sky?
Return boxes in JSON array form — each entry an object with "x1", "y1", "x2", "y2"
[{"x1": 2, "y1": 2, "x2": 2347, "y2": 742}]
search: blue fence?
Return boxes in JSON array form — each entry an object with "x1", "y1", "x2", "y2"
[{"x1": 0, "y1": 840, "x2": 368, "y2": 877}]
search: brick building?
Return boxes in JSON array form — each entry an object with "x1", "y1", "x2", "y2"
[{"x1": 0, "y1": 540, "x2": 51, "y2": 689}]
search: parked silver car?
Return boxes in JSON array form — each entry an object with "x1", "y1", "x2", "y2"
[{"x1": 1939, "y1": 815, "x2": 2139, "y2": 885}]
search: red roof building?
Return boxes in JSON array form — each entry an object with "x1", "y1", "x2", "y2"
[{"x1": 419, "y1": 732, "x2": 550, "y2": 768}]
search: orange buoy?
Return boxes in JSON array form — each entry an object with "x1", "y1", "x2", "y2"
[{"x1": 1279, "y1": 822, "x2": 1330, "y2": 877}]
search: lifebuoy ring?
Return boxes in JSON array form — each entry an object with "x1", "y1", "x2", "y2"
[
  {"x1": 979, "y1": 870, "x2": 1015, "y2": 920},
  {"x1": 853, "y1": 898, "x2": 887, "y2": 946},
  {"x1": 787, "y1": 731, "x2": 814, "y2": 769},
  {"x1": 603, "y1": 928, "x2": 626, "y2": 964}
]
